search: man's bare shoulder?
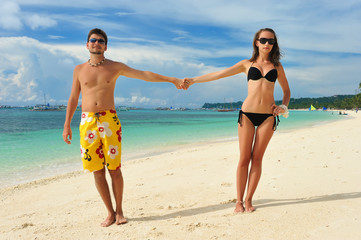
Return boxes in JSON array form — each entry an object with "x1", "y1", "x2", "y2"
[
  {"x1": 105, "y1": 59, "x2": 130, "y2": 75},
  {"x1": 74, "y1": 62, "x2": 88, "y2": 72},
  {"x1": 106, "y1": 59, "x2": 127, "y2": 68}
]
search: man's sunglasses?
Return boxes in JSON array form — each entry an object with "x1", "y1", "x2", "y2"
[
  {"x1": 89, "y1": 38, "x2": 105, "y2": 44},
  {"x1": 257, "y1": 38, "x2": 276, "y2": 45}
]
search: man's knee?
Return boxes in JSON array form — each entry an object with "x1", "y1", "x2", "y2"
[
  {"x1": 93, "y1": 168, "x2": 106, "y2": 178},
  {"x1": 108, "y1": 169, "x2": 122, "y2": 179}
]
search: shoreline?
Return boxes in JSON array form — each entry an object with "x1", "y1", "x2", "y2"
[
  {"x1": 0, "y1": 111, "x2": 360, "y2": 239},
  {"x1": 0, "y1": 110, "x2": 354, "y2": 190},
  {"x1": 0, "y1": 110, "x2": 349, "y2": 189},
  {"x1": 0, "y1": 110, "x2": 352, "y2": 190}
]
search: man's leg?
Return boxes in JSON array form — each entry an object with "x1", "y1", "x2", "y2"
[
  {"x1": 93, "y1": 168, "x2": 116, "y2": 227},
  {"x1": 108, "y1": 169, "x2": 127, "y2": 224}
]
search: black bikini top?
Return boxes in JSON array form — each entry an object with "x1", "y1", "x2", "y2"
[{"x1": 247, "y1": 63, "x2": 278, "y2": 83}]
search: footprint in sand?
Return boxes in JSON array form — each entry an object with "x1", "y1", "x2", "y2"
[
  {"x1": 13, "y1": 223, "x2": 34, "y2": 231},
  {"x1": 148, "y1": 227, "x2": 164, "y2": 237},
  {"x1": 221, "y1": 199, "x2": 236, "y2": 204},
  {"x1": 187, "y1": 222, "x2": 202, "y2": 231},
  {"x1": 221, "y1": 182, "x2": 232, "y2": 187}
]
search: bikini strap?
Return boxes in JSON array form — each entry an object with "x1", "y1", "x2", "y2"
[
  {"x1": 237, "y1": 110, "x2": 243, "y2": 126},
  {"x1": 273, "y1": 115, "x2": 280, "y2": 131}
]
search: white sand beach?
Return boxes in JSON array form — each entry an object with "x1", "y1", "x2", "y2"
[{"x1": 1, "y1": 111, "x2": 360, "y2": 240}]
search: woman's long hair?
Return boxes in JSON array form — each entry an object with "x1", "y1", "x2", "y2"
[{"x1": 249, "y1": 28, "x2": 282, "y2": 66}]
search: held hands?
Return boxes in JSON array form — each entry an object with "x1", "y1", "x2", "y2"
[
  {"x1": 182, "y1": 78, "x2": 194, "y2": 90},
  {"x1": 173, "y1": 77, "x2": 195, "y2": 90},
  {"x1": 173, "y1": 78, "x2": 185, "y2": 89}
]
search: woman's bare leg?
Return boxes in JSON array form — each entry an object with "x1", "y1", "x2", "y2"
[
  {"x1": 245, "y1": 117, "x2": 274, "y2": 212},
  {"x1": 235, "y1": 116, "x2": 255, "y2": 213}
]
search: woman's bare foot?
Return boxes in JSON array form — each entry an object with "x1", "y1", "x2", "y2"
[
  {"x1": 100, "y1": 214, "x2": 116, "y2": 227},
  {"x1": 244, "y1": 200, "x2": 255, "y2": 212},
  {"x1": 234, "y1": 201, "x2": 245, "y2": 213},
  {"x1": 116, "y1": 213, "x2": 128, "y2": 225}
]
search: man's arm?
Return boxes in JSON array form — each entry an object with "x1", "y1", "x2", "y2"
[
  {"x1": 118, "y1": 63, "x2": 185, "y2": 89},
  {"x1": 62, "y1": 66, "x2": 81, "y2": 144}
]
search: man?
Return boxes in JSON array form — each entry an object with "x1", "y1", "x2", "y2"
[{"x1": 62, "y1": 28, "x2": 184, "y2": 227}]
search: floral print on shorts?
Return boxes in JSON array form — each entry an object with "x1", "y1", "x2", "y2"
[{"x1": 79, "y1": 109, "x2": 122, "y2": 172}]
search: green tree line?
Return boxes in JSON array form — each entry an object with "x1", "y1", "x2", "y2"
[
  {"x1": 202, "y1": 83, "x2": 361, "y2": 110},
  {"x1": 275, "y1": 95, "x2": 360, "y2": 109}
]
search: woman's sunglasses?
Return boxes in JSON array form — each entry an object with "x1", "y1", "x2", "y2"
[
  {"x1": 257, "y1": 38, "x2": 276, "y2": 45},
  {"x1": 89, "y1": 38, "x2": 105, "y2": 44}
]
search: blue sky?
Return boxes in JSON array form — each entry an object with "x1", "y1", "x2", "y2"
[{"x1": 1, "y1": 0, "x2": 361, "y2": 108}]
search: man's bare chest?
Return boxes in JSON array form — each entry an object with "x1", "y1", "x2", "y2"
[{"x1": 79, "y1": 69, "x2": 117, "y2": 89}]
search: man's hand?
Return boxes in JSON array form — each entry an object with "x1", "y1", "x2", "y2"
[
  {"x1": 173, "y1": 77, "x2": 187, "y2": 90},
  {"x1": 183, "y1": 78, "x2": 194, "y2": 90},
  {"x1": 62, "y1": 126, "x2": 72, "y2": 144}
]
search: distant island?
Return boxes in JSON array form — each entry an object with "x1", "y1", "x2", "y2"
[
  {"x1": 1, "y1": 94, "x2": 360, "y2": 111},
  {"x1": 202, "y1": 94, "x2": 360, "y2": 110},
  {"x1": 202, "y1": 100, "x2": 243, "y2": 110}
]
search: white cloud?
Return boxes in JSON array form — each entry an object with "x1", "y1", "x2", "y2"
[
  {"x1": 1, "y1": 0, "x2": 361, "y2": 107},
  {"x1": 0, "y1": 37, "x2": 76, "y2": 105},
  {"x1": 0, "y1": 2, "x2": 23, "y2": 30},
  {"x1": 115, "y1": 95, "x2": 169, "y2": 107},
  {"x1": 131, "y1": 95, "x2": 150, "y2": 104},
  {"x1": 0, "y1": 1, "x2": 58, "y2": 31},
  {"x1": 48, "y1": 35, "x2": 64, "y2": 40},
  {"x1": 24, "y1": 14, "x2": 57, "y2": 30},
  {"x1": 0, "y1": 61, "x2": 37, "y2": 103},
  {"x1": 9, "y1": 0, "x2": 361, "y2": 53},
  {"x1": 1, "y1": 34, "x2": 361, "y2": 107},
  {"x1": 115, "y1": 12, "x2": 136, "y2": 17}
]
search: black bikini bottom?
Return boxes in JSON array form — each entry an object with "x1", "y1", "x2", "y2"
[{"x1": 237, "y1": 110, "x2": 279, "y2": 131}]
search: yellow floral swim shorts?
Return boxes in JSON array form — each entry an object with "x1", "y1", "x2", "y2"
[{"x1": 79, "y1": 109, "x2": 122, "y2": 172}]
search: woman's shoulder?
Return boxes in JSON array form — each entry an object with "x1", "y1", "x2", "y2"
[
  {"x1": 235, "y1": 59, "x2": 253, "y2": 68},
  {"x1": 230, "y1": 59, "x2": 252, "y2": 73},
  {"x1": 240, "y1": 59, "x2": 252, "y2": 64},
  {"x1": 275, "y1": 62, "x2": 284, "y2": 70}
]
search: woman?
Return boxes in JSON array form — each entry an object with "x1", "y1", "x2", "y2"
[{"x1": 185, "y1": 28, "x2": 291, "y2": 213}]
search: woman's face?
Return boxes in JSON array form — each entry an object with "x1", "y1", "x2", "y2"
[{"x1": 256, "y1": 31, "x2": 275, "y2": 54}]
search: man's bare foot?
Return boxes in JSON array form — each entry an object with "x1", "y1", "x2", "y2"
[
  {"x1": 116, "y1": 213, "x2": 128, "y2": 225},
  {"x1": 245, "y1": 200, "x2": 255, "y2": 212},
  {"x1": 234, "y1": 201, "x2": 245, "y2": 213},
  {"x1": 100, "y1": 214, "x2": 116, "y2": 227}
]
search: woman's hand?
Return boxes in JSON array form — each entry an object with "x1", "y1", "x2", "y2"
[
  {"x1": 183, "y1": 78, "x2": 195, "y2": 90},
  {"x1": 272, "y1": 104, "x2": 289, "y2": 118}
]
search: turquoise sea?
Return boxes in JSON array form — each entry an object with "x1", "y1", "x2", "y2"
[{"x1": 0, "y1": 108, "x2": 347, "y2": 188}]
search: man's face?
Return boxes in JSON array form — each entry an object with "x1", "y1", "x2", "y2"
[{"x1": 87, "y1": 34, "x2": 107, "y2": 55}]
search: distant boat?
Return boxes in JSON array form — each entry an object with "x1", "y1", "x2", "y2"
[
  {"x1": 29, "y1": 104, "x2": 64, "y2": 111},
  {"x1": 217, "y1": 109, "x2": 236, "y2": 112},
  {"x1": 217, "y1": 98, "x2": 237, "y2": 112},
  {"x1": 29, "y1": 94, "x2": 65, "y2": 111},
  {"x1": 309, "y1": 104, "x2": 317, "y2": 111},
  {"x1": 117, "y1": 106, "x2": 129, "y2": 111}
]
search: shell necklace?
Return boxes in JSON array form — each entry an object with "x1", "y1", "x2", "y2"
[{"x1": 88, "y1": 58, "x2": 105, "y2": 67}]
